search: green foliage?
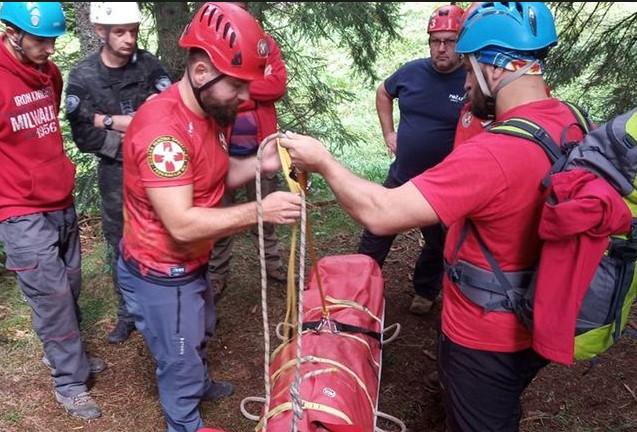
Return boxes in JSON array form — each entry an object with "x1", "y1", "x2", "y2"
[
  {"x1": 253, "y1": 2, "x2": 402, "y2": 150},
  {"x1": 547, "y1": 2, "x2": 637, "y2": 121}
]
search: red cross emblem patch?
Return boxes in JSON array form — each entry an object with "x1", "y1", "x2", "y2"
[{"x1": 147, "y1": 136, "x2": 188, "y2": 178}]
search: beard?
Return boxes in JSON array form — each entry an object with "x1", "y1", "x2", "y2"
[
  {"x1": 470, "y1": 85, "x2": 496, "y2": 120},
  {"x1": 199, "y1": 93, "x2": 239, "y2": 127}
]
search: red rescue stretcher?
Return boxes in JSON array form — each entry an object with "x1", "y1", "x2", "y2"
[{"x1": 242, "y1": 254, "x2": 405, "y2": 432}]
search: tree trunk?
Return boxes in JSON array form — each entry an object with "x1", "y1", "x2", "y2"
[
  {"x1": 153, "y1": 2, "x2": 191, "y2": 80},
  {"x1": 73, "y1": 2, "x2": 101, "y2": 56}
]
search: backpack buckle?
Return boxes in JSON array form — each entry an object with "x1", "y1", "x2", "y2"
[{"x1": 447, "y1": 266, "x2": 461, "y2": 283}]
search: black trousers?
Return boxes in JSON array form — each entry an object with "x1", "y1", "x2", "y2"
[
  {"x1": 438, "y1": 333, "x2": 549, "y2": 432},
  {"x1": 357, "y1": 173, "x2": 444, "y2": 300}
]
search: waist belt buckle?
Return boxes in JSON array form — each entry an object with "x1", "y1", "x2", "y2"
[{"x1": 447, "y1": 266, "x2": 461, "y2": 283}]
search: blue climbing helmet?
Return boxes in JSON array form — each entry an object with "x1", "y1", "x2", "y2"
[
  {"x1": 0, "y1": 2, "x2": 66, "y2": 38},
  {"x1": 456, "y1": 2, "x2": 557, "y2": 54}
]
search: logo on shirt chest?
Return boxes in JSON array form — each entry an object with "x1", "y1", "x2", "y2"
[
  {"x1": 448, "y1": 93, "x2": 465, "y2": 104},
  {"x1": 147, "y1": 136, "x2": 189, "y2": 178}
]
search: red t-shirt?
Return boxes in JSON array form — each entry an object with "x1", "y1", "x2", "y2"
[
  {"x1": 412, "y1": 98, "x2": 585, "y2": 352},
  {"x1": 453, "y1": 102, "x2": 491, "y2": 148},
  {"x1": 122, "y1": 84, "x2": 229, "y2": 276}
]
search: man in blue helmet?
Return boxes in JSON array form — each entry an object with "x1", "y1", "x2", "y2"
[
  {"x1": 0, "y1": 1, "x2": 104, "y2": 421},
  {"x1": 280, "y1": 2, "x2": 588, "y2": 430}
]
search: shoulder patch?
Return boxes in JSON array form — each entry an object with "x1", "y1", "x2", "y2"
[
  {"x1": 147, "y1": 136, "x2": 188, "y2": 178},
  {"x1": 154, "y1": 76, "x2": 171, "y2": 92},
  {"x1": 66, "y1": 95, "x2": 80, "y2": 114}
]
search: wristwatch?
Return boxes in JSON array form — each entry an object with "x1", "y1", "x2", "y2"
[{"x1": 103, "y1": 114, "x2": 114, "y2": 130}]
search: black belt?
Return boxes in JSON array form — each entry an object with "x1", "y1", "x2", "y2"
[
  {"x1": 122, "y1": 255, "x2": 206, "y2": 287},
  {"x1": 303, "y1": 319, "x2": 382, "y2": 342}
]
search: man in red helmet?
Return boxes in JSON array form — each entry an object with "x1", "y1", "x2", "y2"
[
  {"x1": 116, "y1": 3, "x2": 301, "y2": 431},
  {"x1": 358, "y1": 4, "x2": 466, "y2": 316},
  {"x1": 208, "y1": 1, "x2": 289, "y2": 300}
]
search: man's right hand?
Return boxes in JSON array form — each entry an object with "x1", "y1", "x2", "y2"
[
  {"x1": 261, "y1": 191, "x2": 302, "y2": 225},
  {"x1": 384, "y1": 131, "x2": 397, "y2": 155}
]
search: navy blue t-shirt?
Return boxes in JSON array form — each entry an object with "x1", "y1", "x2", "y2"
[{"x1": 385, "y1": 58, "x2": 466, "y2": 183}]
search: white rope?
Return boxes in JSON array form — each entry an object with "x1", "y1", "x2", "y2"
[
  {"x1": 255, "y1": 134, "x2": 282, "y2": 431},
  {"x1": 290, "y1": 190, "x2": 307, "y2": 432}
]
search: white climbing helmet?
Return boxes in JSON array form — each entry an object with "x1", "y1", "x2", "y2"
[{"x1": 90, "y1": 2, "x2": 142, "y2": 25}]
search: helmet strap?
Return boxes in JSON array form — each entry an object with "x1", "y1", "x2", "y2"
[
  {"x1": 492, "y1": 60, "x2": 539, "y2": 94},
  {"x1": 186, "y1": 68, "x2": 227, "y2": 114},
  {"x1": 469, "y1": 54, "x2": 492, "y2": 98},
  {"x1": 7, "y1": 29, "x2": 25, "y2": 54}
]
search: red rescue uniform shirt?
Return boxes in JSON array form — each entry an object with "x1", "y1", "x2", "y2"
[
  {"x1": 122, "y1": 84, "x2": 229, "y2": 276},
  {"x1": 412, "y1": 98, "x2": 584, "y2": 352}
]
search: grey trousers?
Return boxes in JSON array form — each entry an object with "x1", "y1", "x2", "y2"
[
  {"x1": 0, "y1": 207, "x2": 90, "y2": 397},
  {"x1": 118, "y1": 257, "x2": 216, "y2": 432}
]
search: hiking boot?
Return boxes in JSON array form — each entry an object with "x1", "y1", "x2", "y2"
[
  {"x1": 267, "y1": 266, "x2": 287, "y2": 283},
  {"x1": 202, "y1": 380, "x2": 234, "y2": 402},
  {"x1": 409, "y1": 295, "x2": 435, "y2": 316},
  {"x1": 423, "y1": 371, "x2": 440, "y2": 394},
  {"x1": 107, "y1": 319, "x2": 136, "y2": 344},
  {"x1": 55, "y1": 391, "x2": 101, "y2": 420},
  {"x1": 43, "y1": 355, "x2": 107, "y2": 375}
]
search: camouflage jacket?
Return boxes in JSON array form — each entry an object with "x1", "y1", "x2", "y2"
[{"x1": 65, "y1": 48, "x2": 171, "y2": 162}]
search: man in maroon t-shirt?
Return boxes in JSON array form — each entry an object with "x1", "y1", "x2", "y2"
[{"x1": 281, "y1": 3, "x2": 580, "y2": 431}]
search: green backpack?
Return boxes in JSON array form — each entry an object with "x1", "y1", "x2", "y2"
[{"x1": 448, "y1": 102, "x2": 637, "y2": 362}]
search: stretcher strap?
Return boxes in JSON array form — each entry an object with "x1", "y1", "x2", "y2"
[
  {"x1": 307, "y1": 297, "x2": 382, "y2": 325},
  {"x1": 270, "y1": 330, "x2": 381, "y2": 370},
  {"x1": 256, "y1": 400, "x2": 353, "y2": 431},
  {"x1": 271, "y1": 368, "x2": 341, "y2": 401},
  {"x1": 303, "y1": 320, "x2": 382, "y2": 342},
  {"x1": 271, "y1": 356, "x2": 375, "y2": 412}
]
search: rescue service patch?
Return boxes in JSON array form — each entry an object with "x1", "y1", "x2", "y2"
[
  {"x1": 147, "y1": 136, "x2": 188, "y2": 178},
  {"x1": 462, "y1": 111, "x2": 473, "y2": 128}
]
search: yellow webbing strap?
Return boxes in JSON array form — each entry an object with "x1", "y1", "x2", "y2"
[
  {"x1": 277, "y1": 140, "x2": 302, "y2": 340},
  {"x1": 306, "y1": 296, "x2": 383, "y2": 324},
  {"x1": 270, "y1": 331, "x2": 380, "y2": 374},
  {"x1": 276, "y1": 140, "x2": 330, "y2": 340},
  {"x1": 255, "y1": 400, "x2": 353, "y2": 431}
]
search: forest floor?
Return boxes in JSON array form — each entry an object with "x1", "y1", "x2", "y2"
[{"x1": 0, "y1": 205, "x2": 636, "y2": 432}]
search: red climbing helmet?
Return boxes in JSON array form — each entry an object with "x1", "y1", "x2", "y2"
[
  {"x1": 179, "y1": 2, "x2": 268, "y2": 81},
  {"x1": 427, "y1": 4, "x2": 465, "y2": 34}
]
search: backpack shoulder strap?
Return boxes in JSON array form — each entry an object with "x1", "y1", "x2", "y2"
[
  {"x1": 561, "y1": 100, "x2": 593, "y2": 134},
  {"x1": 487, "y1": 100, "x2": 593, "y2": 171},
  {"x1": 488, "y1": 117, "x2": 562, "y2": 164}
]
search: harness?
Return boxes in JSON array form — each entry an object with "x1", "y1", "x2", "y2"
[{"x1": 444, "y1": 102, "x2": 592, "y2": 326}]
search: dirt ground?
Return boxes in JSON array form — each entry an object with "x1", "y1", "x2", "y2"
[{"x1": 0, "y1": 208, "x2": 636, "y2": 432}]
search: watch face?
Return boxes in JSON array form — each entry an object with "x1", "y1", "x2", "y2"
[{"x1": 104, "y1": 116, "x2": 113, "y2": 128}]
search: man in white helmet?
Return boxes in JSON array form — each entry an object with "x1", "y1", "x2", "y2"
[{"x1": 66, "y1": 2, "x2": 172, "y2": 344}]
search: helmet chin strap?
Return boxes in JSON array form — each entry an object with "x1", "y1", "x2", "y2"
[
  {"x1": 8, "y1": 31, "x2": 25, "y2": 54},
  {"x1": 186, "y1": 68, "x2": 227, "y2": 114},
  {"x1": 469, "y1": 54, "x2": 540, "y2": 98}
]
